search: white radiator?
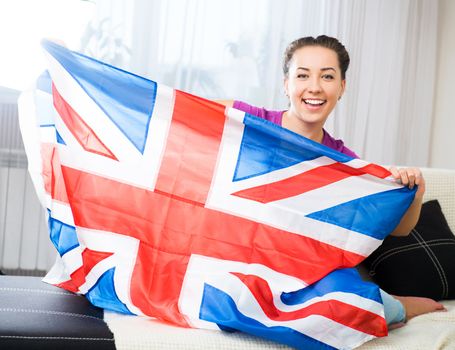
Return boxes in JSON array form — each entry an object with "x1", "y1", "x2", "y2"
[{"x1": 0, "y1": 91, "x2": 55, "y2": 273}]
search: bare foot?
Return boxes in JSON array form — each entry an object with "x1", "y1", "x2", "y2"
[{"x1": 393, "y1": 295, "x2": 446, "y2": 320}]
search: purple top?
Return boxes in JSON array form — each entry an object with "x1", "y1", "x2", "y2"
[{"x1": 233, "y1": 100, "x2": 359, "y2": 158}]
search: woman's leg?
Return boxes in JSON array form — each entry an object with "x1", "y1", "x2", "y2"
[
  {"x1": 381, "y1": 289, "x2": 446, "y2": 327},
  {"x1": 380, "y1": 289, "x2": 406, "y2": 325},
  {"x1": 392, "y1": 295, "x2": 446, "y2": 320}
]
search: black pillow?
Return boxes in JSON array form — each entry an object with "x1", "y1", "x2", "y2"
[{"x1": 363, "y1": 199, "x2": 455, "y2": 300}]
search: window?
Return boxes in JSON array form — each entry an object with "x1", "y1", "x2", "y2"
[{"x1": 0, "y1": 0, "x2": 93, "y2": 91}]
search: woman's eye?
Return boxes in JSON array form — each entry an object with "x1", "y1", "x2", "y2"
[
  {"x1": 297, "y1": 74, "x2": 308, "y2": 79},
  {"x1": 322, "y1": 74, "x2": 334, "y2": 80}
]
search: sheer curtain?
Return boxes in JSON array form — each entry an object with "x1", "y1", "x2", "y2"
[{"x1": 81, "y1": 0, "x2": 438, "y2": 166}]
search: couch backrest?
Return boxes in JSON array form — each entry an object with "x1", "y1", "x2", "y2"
[{"x1": 421, "y1": 167, "x2": 455, "y2": 233}]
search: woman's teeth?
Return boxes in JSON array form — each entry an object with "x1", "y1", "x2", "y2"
[{"x1": 303, "y1": 99, "x2": 325, "y2": 105}]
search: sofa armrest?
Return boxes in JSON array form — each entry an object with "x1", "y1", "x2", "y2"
[{"x1": 0, "y1": 276, "x2": 115, "y2": 350}]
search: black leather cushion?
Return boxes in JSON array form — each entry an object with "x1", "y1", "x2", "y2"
[
  {"x1": 364, "y1": 199, "x2": 455, "y2": 300},
  {"x1": 0, "y1": 275, "x2": 115, "y2": 350}
]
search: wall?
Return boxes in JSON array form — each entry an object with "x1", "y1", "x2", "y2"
[{"x1": 430, "y1": 0, "x2": 455, "y2": 169}]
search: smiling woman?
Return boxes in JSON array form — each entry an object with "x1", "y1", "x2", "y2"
[{"x1": 227, "y1": 34, "x2": 445, "y2": 329}]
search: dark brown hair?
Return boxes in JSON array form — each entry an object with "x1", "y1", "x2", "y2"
[{"x1": 283, "y1": 35, "x2": 350, "y2": 80}]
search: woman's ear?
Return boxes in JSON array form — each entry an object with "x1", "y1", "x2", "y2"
[
  {"x1": 338, "y1": 79, "x2": 346, "y2": 100},
  {"x1": 284, "y1": 78, "x2": 289, "y2": 98}
]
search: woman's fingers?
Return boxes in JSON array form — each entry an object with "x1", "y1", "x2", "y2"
[{"x1": 389, "y1": 167, "x2": 423, "y2": 189}]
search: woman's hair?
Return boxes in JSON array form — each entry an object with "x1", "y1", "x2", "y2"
[{"x1": 283, "y1": 35, "x2": 350, "y2": 80}]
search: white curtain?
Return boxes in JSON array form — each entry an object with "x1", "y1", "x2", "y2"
[{"x1": 81, "y1": 0, "x2": 438, "y2": 167}]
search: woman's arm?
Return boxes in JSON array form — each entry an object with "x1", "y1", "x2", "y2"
[
  {"x1": 389, "y1": 167, "x2": 425, "y2": 237},
  {"x1": 214, "y1": 100, "x2": 234, "y2": 107}
]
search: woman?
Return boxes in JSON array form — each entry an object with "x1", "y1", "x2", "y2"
[{"x1": 218, "y1": 35, "x2": 444, "y2": 328}]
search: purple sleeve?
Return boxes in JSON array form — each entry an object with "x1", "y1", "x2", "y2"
[
  {"x1": 233, "y1": 100, "x2": 284, "y2": 125},
  {"x1": 339, "y1": 145, "x2": 359, "y2": 159},
  {"x1": 233, "y1": 101, "x2": 268, "y2": 119}
]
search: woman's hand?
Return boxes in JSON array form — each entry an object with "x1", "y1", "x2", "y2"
[{"x1": 389, "y1": 166, "x2": 426, "y2": 198}]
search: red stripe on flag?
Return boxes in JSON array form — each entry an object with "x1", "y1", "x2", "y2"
[
  {"x1": 60, "y1": 166, "x2": 366, "y2": 325},
  {"x1": 232, "y1": 162, "x2": 391, "y2": 203},
  {"x1": 359, "y1": 163, "x2": 391, "y2": 179},
  {"x1": 155, "y1": 91, "x2": 226, "y2": 205},
  {"x1": 82, "y1": 248, "x2": 114, "y2": 274},
  {"x1": 56, "y1": 279, "x2": 79, "y2": 293},
  {"x1": 42, "y1": 143, "x2": 69, "y2": 203},
  {"x1": 52, "y1": 84, "x2": 118, "y2": 161},
  {"x1": 232, "y1": 273, "x2": 388, "y2": 337}
]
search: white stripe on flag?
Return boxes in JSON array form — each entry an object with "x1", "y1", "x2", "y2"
[
  {"x1": 18, "y1": 90, "x2": 48, "y2": 208},
  {"x1": 45, "y1": 194, "x2": 74, "y2": 226},
  {"x1": 61, "y1": 245, "x2": 84, "y2": 275}
]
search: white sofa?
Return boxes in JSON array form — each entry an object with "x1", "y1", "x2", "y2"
[{"x1": 105, "y1": 167, "x2": 455, "y2": 350}]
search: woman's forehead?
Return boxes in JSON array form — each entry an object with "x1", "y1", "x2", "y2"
[{"x1": 290, "y1": 46, "x2": 339, "y2": 69}]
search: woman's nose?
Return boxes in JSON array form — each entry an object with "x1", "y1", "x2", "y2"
[{"x1": 307, "y1": 77, "x2": 322, "y2": 93}]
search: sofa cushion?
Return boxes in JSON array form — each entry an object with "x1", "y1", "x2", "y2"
[{"x1": 363, "y1": 199, "x2": 455, "y2": 300}]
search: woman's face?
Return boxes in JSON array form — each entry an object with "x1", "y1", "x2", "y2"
[{"x1": 284, "y1": 46, "x2": 345, "y2": 128}]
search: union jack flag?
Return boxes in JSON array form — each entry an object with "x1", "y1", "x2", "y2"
[{"x1": 18, "y1": 40, "x2": 416, "y2": 349}]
